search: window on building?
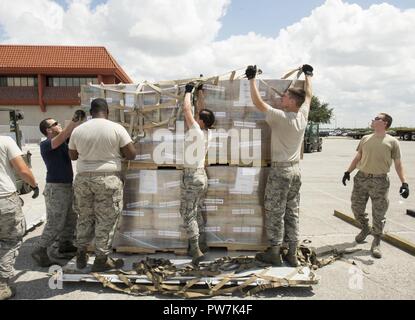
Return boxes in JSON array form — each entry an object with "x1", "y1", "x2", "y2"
[
  {"x1": 0, "y1": 77, "x2": 7, "y2": 87},
  {"x1": 46, "y1": 76, "x2": 98, "y2": 87},
  {"x1": 0, "y1": 76, "x2": 37, "y2": 87}
]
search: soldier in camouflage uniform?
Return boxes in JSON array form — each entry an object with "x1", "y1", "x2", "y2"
[
  {"x1": 31, "y1": 111, "x2": 85, "y2": 267},
  {"x1": 343, "y1": 113, "x2": 409, "y2": 259},
  {"x1": 69, "y1": 98, "x2": 136, "y2": 271},
  {"x1": 246, "y1": 64, "x2": 313, "y2": 267},
  {"x1": 0, "y1": 136, "x2": 39, "y2": 300},
  {"x1": 180, "y1": 83, "x2": 215, "y2": 264}
]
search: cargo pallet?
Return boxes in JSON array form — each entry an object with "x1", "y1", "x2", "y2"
[
  {"x1": 114, "y1": 246, "x2": 188, "y2": 256},
  {"x1": 114, "y1": 244, "x2": 267, "y2": 256}
]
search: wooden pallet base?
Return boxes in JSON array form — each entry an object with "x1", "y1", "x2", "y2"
[
  {"x1": 204, "y1": 243, "x2": 267, "y2": 252},
  {"x1": 124, "y1": 161, "x2": 183, "y2": 170},
  {"x1": 114, "y1": 246, "x2": 188, "y2": 256},
  {"x1": 114, "y1": 244, "x2": 267, "y2": 255},
  {"x1": 123, "y1": 161, "x2": 271, "y2": 171}
]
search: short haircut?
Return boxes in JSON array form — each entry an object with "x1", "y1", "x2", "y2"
[
  {"x1": 287, "y1": 88, "x2": 306, "y2": 107},
  {"x1": 199, "y1": 109, "x2": 215, "y2": 129},
  {"x1": 39, "y1": 118, "x2": 53, "y2": 136},
  {"x1": 90, "y1": 98, "x2": 109, "y2": 115},
  {"x1": 380, "y1": 113, "x2": 393, "y2": 129}
]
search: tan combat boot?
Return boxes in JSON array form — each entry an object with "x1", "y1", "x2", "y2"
[
  {"x1": 76, "y1": 248, "x2": 89, "y2": 269},
  {"x1": 189, "y1": 238, "x2": 205, "y2": 265},
  {"x1": 255, "y1": 246, "x2": 282, "y2": 266},
  {"x1": 285, "y1": 243, "x2": 299, "y2": 267},
  {"x1": 355, "y1": 225, "x2": 371, "y2": 243},
  {"x1": 371, "y1": 236, "x2": 382, "y2": 259},
  {"x1": 91, "y1": 255, "x2": 124, "y2": 272},
  {"x1": 0, "y1": 278, "x2": 15, "y2": 300},
  {"x1": 31, "y1": 246, "x2": 54, "y2": 267}
]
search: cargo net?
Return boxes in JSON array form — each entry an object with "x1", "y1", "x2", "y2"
[
  {"x1": 91, "y1": 241, "x2": 361, "y2": 299},
  {"x1": 80, "y1": 67, "x2": 305, "y2": 143}
]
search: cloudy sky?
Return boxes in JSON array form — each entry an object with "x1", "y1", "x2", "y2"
[{"x1": 0, "y1": 0, "x2": 414, "y2": 128}]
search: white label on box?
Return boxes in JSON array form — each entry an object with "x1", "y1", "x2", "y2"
[
  {"x1": 158, "y1": 212, "x2": 181, "y2": 219},
  {"x1": 209, "y1": 142, "x2": 224, "y2": 148},
  {"x1": 158, "y1": 230, "x2": 181, "y2": 238},
  {"x1": 163, "y1": 153, "x2": 176, "y2": 160},
  {"x1": 234, "y1": 121, "x2": 257, "y2": 128},
  {"x1": 234, "y1": 79, "x2": 257, "y2": 107},
  {"x1": 164, "y1": 181, "x2": 181, "y2": 189},
  {"x1": 208, "y1": 179, "x2": 220, "y2": 185},
  {"x1": 204, "y1": 206, "x2": 218, "y2": 212},
  {"x1": 135, "y1": 154, "x2": 152, "y2": 160},
  {"x1": 233, "y1": 227, "x2": 256, "y2": 233},
  {"x1": 204, "y1": 84, "x2": 225, "y2": 92},
  {"x1": 126, "y1": 200, "x2": 150, "y2": 209},
  {"x1": 214, "y1": 112, "x2": 226, "y2": 118},
  {"x1": 229, "y1": 167, "x2": 257, "y2": 194},
  {"x1": 159, "y1": 200, "x2": 181, "y2": 208},
  {"x1": 232, "y1": 209, "x2": 255, "y2": 215},
  {"x1": 206, "y1": 226, "x2": 221, "y2": 232},
  {"x1": 125, "y1": 94, "x2": 135, "y2": 108},
  {"x1": 212, "y1": 132, "x2": 229, "y2": 139},
  {"x1": 204, "y1": 198, "x2": 224, "y2": 205},
  {"x1": 125, "y1": 173, "x2": 141, "y2": 180},
  {"x1": 139, "y1": 170, "x2": 158, "y2": 194},
  {"x1": 122, "y1": 210, "x2": 145, "y2": 217},
  {"x1": 241, "y1": 167, "x2": 260, "y2": 176},
  {"x1": 106, "y1": 97, "x2": 113, "y2": 103},
  {"x1": 124, "y1": 231, "x2": 146, "y2": 237}
]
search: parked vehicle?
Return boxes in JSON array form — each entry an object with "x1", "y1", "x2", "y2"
[{"x1": 304, "y1": 122, "x2": 323, "y2": 153}]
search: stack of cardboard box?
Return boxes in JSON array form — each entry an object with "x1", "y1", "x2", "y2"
[{"x1": 81, "y1": 78, "x2": 304, "y2": 251}]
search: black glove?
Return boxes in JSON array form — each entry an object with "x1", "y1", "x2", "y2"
[
  {"x1": 245, "y1": 65, "x2": 257, "y2": 80},
  {"x1": 72, "y1": 109, "x2": 86, "y2": 122},
  {"x1": 185, "y1": 83, "x2": 195, "y2": 93},
  {"x1": 342, "y1": 171, "x2": 350, "y2": 186},
  {"x1": 400, "y1": 183, "x2": 409, "y2": 199},
  {"x1": 31, "y1": 185, "x2": 39, "y2": 199},
  {"x1": 302, "y1": 64, "x2": 314, "y2": 77}
]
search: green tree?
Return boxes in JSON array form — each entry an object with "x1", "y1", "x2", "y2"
[{"x1": 308, "y1": 96, "x2": 333, "y2": 124}]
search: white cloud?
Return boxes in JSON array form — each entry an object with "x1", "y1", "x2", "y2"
[{"x1": 0, "y1": 0, "x2": 414, "y2": 127}]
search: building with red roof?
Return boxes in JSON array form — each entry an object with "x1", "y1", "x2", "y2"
[{"x1": 0, "y1": 45, "x2": 133, "y2": 138}]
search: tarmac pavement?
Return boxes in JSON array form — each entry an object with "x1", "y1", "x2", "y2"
[{"x1": 11, "y1": 137, "x2": 415, "y2": 300}]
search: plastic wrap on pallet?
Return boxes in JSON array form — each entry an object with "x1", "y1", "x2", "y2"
[{"x1": 114, "y1": 169, "x2": 187, "y2": 249}]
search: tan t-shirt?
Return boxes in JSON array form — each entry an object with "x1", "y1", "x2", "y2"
[
  {"x1": 183, "y1": 122, "x2": 210, "y2": 169},
  {"x1": 356, "y1": 134, "x2": 401, "y2": 174},
  {"x1": 265, "y1": 103, "x2": 309, "y2": 162},
  {"x1": 0, "y1": 136, "x2": 24, "y2": 196},
  {"x1": 68, "y1": 118, "x2": 132, "y2": 173}
]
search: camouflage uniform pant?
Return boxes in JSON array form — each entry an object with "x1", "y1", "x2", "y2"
[
  {"x1": 264, "y1": 163, "x2": 301, "y2": 246},
  {"x1": 180, "y1": 168, "x2": 208, "y2": 240},
  {"x1": 73, "y1": 174, "x2": 123, "y2": 257},
  {"x1": 351, "y1": 171, "x2": 390, "y2": 236},
  {"x1": 0, "y1": 193, "x2": 25, "y2": 279},
  {"x1": 38, "y1": 183, "x2": 77, "y2": 248}
]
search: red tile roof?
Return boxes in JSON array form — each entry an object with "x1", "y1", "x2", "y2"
[{"x1": 0, "y1": 45, "x2": 133, "y2": 83}]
